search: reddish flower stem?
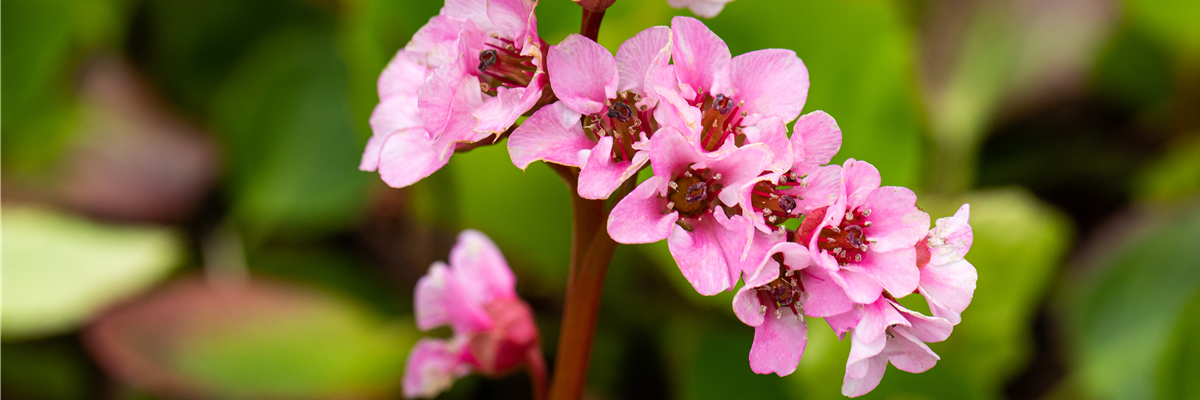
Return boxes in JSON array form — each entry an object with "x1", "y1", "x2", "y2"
[
  {"x1": 527, "y1": 346, "x2": 548, "y2": 400},
  {"x1": 579, "y1": 7, "x2": 606, "y2": 42}
]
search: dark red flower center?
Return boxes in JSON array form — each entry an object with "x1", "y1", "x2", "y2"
[
  {"x1": 664, "y1": 168, "x2": 726, "y2": 228},
  {"x1": 583, "y1": 92, "x2": 657, "y2": 163},
  {"x1": 476, "y1": 37, "x2": 538, "y2": 95},
  {"x1": 754, "y1": 258, "x2": 805, "y2": 320},
  {"x1": 816, "y1": 207, "x2": 874, "y2": 265},
  {"x1": 748, "y1": 172, "x2": 809, "y2": 228},
  {"x1": 690, "y1": 92, "x2": 748, "y2": 152}
]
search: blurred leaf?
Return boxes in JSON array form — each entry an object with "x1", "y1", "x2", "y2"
[
  {"x1": 86, "y1": 278, "x2": 413, "y2": 399},
  {"x1": 1, "y1": 340, "x2": 95, "y2": 400},
  {"x1": 1059, "y1": 199, "x2": 1200, "y2": 400},
  {"x1": 663, "y1": 315, "x2": 792, "y2": 400},
  {"x1": 1157, "y1": 290, "x2": 1200, "y2": 400},
  {"x1": 1123, "y1": 0, "x2": 1200, "y2": 51},
  {"x1": 211, "y1": 28, "x2": 371, "y2": 239},
  {"x1": 1134, "y1": 133, "x2": 1200, "y2": 201},
  {"x1": 425, "y1": 144, "x2": 574, "y2": 288},
  {"x1": 1, "y1": 206, "x2": 182, "y2": 339},
  {"x1": 1091, "y1": 26, "x2": 1175, "y2": 111}
]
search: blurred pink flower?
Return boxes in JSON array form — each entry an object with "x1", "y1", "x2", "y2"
[
  {"x1": 607, "y1": 127, "x2": 778, "y2": 295},
  {"x1": 362, "y1": 0, "x2": 547, "y2": 188},
  {"x1": 650, "y1": 17, "x2": 810, "y2": 155},
  {"x1": 404, "y1": 230, "x2": 540, "y2": 398},
  {"x1": 835, "y1": 297, "x2": 953, "y2": 397},
  {"x1": 917, "y1": 204, "x2": 977, "y2": 325},
  {"x1": 666, "y1": 0, "x2": 736, "y2": 19},
  {"x1": 797, "y1": 159, "x2": 930, "y2": 304},
  {"x1": 508, "y1": 27, "x2": 672, "y2": 199}
]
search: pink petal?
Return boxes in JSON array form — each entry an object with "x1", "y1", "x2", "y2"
[
  {"x1": 885, "y1": 327, "x2": 940, "y2": 373},
  {"x1": 825, "y1": 306, "x2": 862, "y2": 340},
  {"x1": 378, "y1": 53, "x2": 430, "y2": 101},
  {"x1": 919, "y1": 259, "x2": 977, "y2": 325},
  {"x1": 791, "y1": 110, "x2": 842, "y2": 175},
  {"x1": 378, "y1": 128, "x2": 457, "y2": 189},
  {"x1": 668, "y1": 217, "x2": 734, "y2": 295},
  {"x1": 485, "y1": 0, "x2": 534, "y2": 42},
  {"x1": 406, "y1": 16, "x2": 468, "y2": 68},
  {"x1": 670, "y1": 16, "x2": 731, "y2": 95},
  {"x1": 840, "y1": 159, "x2": 881, "y2": 210},
  {"x1": 893, "y1": 300, "x2": 954, "y2": 343},
  {"x1": 616, "y1": 26, "x2": 672, "y2": 96},
  {"x1": 507, "y1": 101, "x2": 591, "y2": 169},
  {"x1": 403, "y1": 337, "x2": 472, "y2": 399},
  {"x1": 779, "y1": 164, "x2": 842, "y2": 213},
  {"x1": 472, "y1": 72, "x2": 547, "y2": 137},
  {"x1": 831, "y1": 268, "x2": 884, "y2": 304},
  {"x1": 749, "y1": 308, "x2": 807, "y2": 376},
  {"x1": 548, "y1": 34, "x2": 618, "y2": 115},
  {"x1": 578, "y1": 137, "x2": 649, "y2": 200},
  {"x1": 799, "y1": 267, "x2": 854, "y2": 317},
  {"x1": 853, "y1": 297, "x2": 908, "y2": 345},
  {"x1": 708, "y1": 143, "x2": 773, "y2": 206},
  {"x1": 667, "y1": 0, "x2": 734, "y2": 18},
  {"x1": 648, "y1": 127, "x2": 708, "y2": 184},
  {"x1": 370, "y1": 92, "x2": 422, "y2": 141},
  {"x1": 845, "y1": 331, "x2": 886, "y2": 380},
  {"x1": 449, "y1": 230, "x2": 517, "y2": 304},
  {"x1": 860, "y1": 186, "x2": 930, "y2": 253},
  {"x1": 443, "y1": 0, "x2": 492, "y2": 32},
  {"x1": 419, "y1": 61, "x2": 484, "y2": 140},
  {"x1": 841, "y1": 345, "x2": 887, "y2": 397},
  {"x1": 415, "y1": 262, "x2": 492, "y2": 333},
  {"x1": 738, "y1": 116, "x2": 792, "y2": 174},
  {"x1": 733, "y1": 285, "x2": 767, "y2": 327},
  {"x1": 607, "y1": 177, "x2": 678, "y2": 244},
  {"x1": 730, "y1": 49, "x2": 809, "y2": 123},
  {"x1": 929, "y1": 204, "x2": 973, "y2": 265},
  {"x1": 360, "y1": 133, "x2": 387, "y2": 172},
  {"x1": 845, "y1": 247, "x2": 919, "y2": 299}
]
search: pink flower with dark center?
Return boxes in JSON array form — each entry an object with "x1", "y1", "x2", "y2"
[
  {"x1": 363, "y1": 0, "x2": 547, "y2": 189},
  {"x1": 403, "y1": 230, "x2": 540, "y2": 398},
  {"x1": 731, "y1": 242, "x2": 855, "y2": 376},
  {"x1": 508, "y1": 27, "x2": 672, "y2": 199},
  {"x1": 831, "y1": 297, "x2": 953, "y2": 397},
  {"x1": 607, "y1": 127, "x2": 778, "y2": 295},
  {"x1": 796, "y1": 159, "x2": 931, "y2": 304},
  {"x1": 737, "y1": 111, "x2": 844, "y2": 234},
  {"x1": 650, "y1": 16, "x2": 810, "y2": 155},
  {"x1": 915, "y1": 204, "x2": 976, "y2": 325},
  {"x1": 666, "y1": 0, "x2": 736, "y2": 18}
]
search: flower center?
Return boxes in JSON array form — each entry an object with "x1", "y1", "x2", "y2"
[
  {"x1": 748, "y1": 172, "x2": 810, "y2": 228},
  {"x1": 476, "y1": 37, "x2": 538, "y2": 95},
  {"x1": 583, "y1": 91, "x2": 657, "y2": 163},
  {"x1": 817, "y1": 207, "x2": 874, "y2": 265},
  {"x1": 754, "y1": 259, "x2": 805, "y2": 320},
  {"x1": 690, "y1": 93, "x2": 748, "y2": 152},
  {"x1": 664, "y1": 168, "x2": 725, "y2": 227}
]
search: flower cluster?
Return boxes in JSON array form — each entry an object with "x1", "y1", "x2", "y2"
[
  {"x1": 369, "y1": 0, "x2": 975, "y2": 397},
  {"x1": 404, "y1": 230, "x2": 541, "y2": 398}
]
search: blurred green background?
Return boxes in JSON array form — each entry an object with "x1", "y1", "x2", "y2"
[{"x1": 3, "y1": 0, "x2": 1200, "y2": 399}]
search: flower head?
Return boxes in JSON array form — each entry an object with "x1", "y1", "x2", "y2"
[
  {"x1": 832, "y1": 297, "x2": 953, "y2": 397},
  {"x1": 404, "y1": 230, "x2": 540, "y2": 398},
  {"x1": 508, "y1": 27, "x2": 672, "y2": 199},
  {"x1": 607, "y1": 127, "x2": 778, "y2": 295},
  {"x1": 364, "y1": 0, "x2": 548, "y2": 189},
  {"x1": 917, "y1": 204, "x2": 976, "y2": 325}
]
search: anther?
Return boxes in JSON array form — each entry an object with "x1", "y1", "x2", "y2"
[
  {"x1": 763, "y1": 209, "x2": 773, "y2": 216},
  {"x1": 846, "y1": 212, "x2": 854, "y2": 220},
  {"x1": 775, "y1": 308, "x2": 783, "y2": 319},
  {"x1": 668, "y1": 181, "x2": 678, "y2": 189},
  {"x1": 862, "y1": 209, "x2": 872, "y2": 217},
  {"x1": 863, "y1": 221, "x2": 872, "y2": 227},
  {"x1": 830, "y1": 226, "x2": 841, "y2": 233},
  {"x1": 478, "y1": 49, "x2": 498, "y2": 72},
  {"x1": 759, "y1": 305, "x2": 767, "y2": 314},
  {"x1": 713, "y1": 173, "x2": 722, "y2": 180},
  {"x1": 854, "y1": 254, "x2": 862, "y2": 262}
]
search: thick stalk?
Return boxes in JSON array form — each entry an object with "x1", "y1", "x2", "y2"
[
  {"x1": 579, "y1": 7, "x2": 605, "y2": 41},
  {"x1": 527, "y1": 346, "x2": 548, "y2": 400}
]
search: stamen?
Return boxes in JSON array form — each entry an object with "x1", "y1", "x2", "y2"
[{"x1": 862, "y1": 209, "x2": 872, "y2": 217}]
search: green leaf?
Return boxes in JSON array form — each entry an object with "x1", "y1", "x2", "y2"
[
  {"x1": 1124, "y1": 0, "x2": 1200, "y2": 51},
  {"x1": 1, "y1": 207, "x2": 182, "y2": 340},
  {"x1": 1157, "y1": 290, "x2": 1200, "y2": 400},
  {"x1": 1059, "y1": 200, "x2": 1200, "y2": 400},
  {"x1": 211, "y1": 29, "x2": 371, "y2": 239}
]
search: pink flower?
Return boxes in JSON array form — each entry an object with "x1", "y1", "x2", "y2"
[
  {"x1": 916, "y1": 204, "x2": 976, "y2": 325},
  {"x1": 834, "y1": 297, "x2": 953, "y2": 397},
  {"x1": 508, "y1": 27, "x2": 671, "y2": 199},
  {"x1": 404, "y1": 230, "x2": 540, "y2": 398},
  {"x1": 797, "y1": 159, "x2": 930, "y2": 304},
  {"x1": 364, "y1": 0, "x2": 548, "y2": 189},
  {"x1": 607, "y1": 127, "x2": 778, "y2": 295},
  {"x1": 650, "y1": 17, "x2": 810, "y2": 155},
  {"x1": 666, "y1": 0, "x2": 736, "y2": 18},
  {"x1": 737, "y1": 111, "x2": 844, "y2": 234},
  {"x1": 730, "y1": 241, "x2": 856, "y2": 376}
]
